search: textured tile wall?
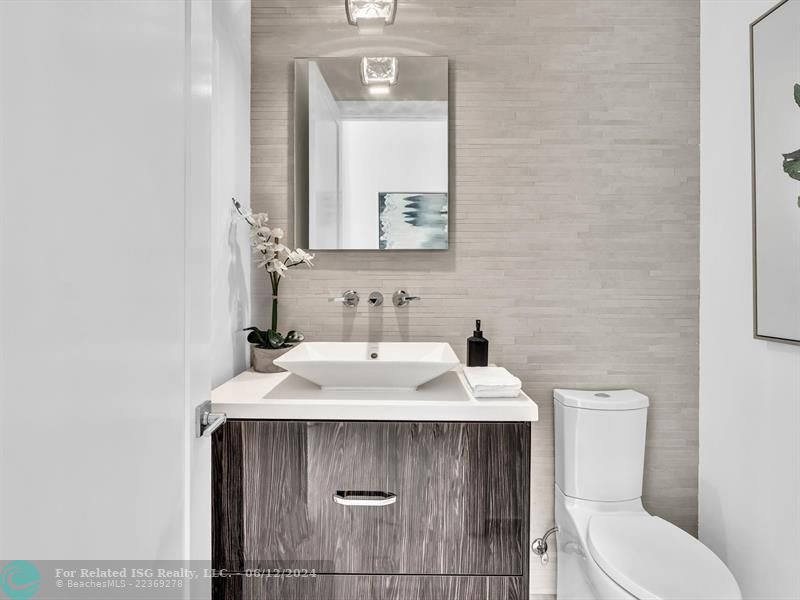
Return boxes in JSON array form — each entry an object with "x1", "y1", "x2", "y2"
[{"x1": 251, "y1": 1, "x2": 699, "y2": 594}]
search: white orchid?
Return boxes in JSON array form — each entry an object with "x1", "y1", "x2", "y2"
[
  {"x1": 242, "y1": 212, "x2": 314, "y2": 280},
  {"x1": 267, "y1": 259, "x2": 288, "y2": 275},
  {"x1": 272, "y1": 243, "x2": 291, "y2": 257},
  {"x1": 289, "y1": 248, "x2": 315, "y2": 266},
  {"x1": 232, "y1": 197, "x2": 315, "y2": 338},
  {"x1": 252, "y1": 213, "x2": 270, "y2": 228}
]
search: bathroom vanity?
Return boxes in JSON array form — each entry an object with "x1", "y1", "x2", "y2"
[{"x1": 210, "y1": 367, "x2": 538, "y2": 600}]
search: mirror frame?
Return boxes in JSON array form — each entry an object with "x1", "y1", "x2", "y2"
[{"x1": 293, "y1": 56, "x2": 450, "y2": 251}]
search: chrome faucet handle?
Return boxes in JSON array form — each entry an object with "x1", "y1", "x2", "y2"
[
  {"x1": 392, "y1": 290, "x2": 420, "y2": 308},
  {"x1": 329, "y1": 289, "x2": 360, "y2": 308}
]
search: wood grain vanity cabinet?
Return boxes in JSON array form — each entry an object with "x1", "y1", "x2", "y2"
[{"x1": 212, "y1": 420, "x2": 531, "y2": 600}]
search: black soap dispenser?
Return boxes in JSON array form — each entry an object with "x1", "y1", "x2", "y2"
[{"x1": 467, "y1": 320, "x2": 489, "y2": 367}]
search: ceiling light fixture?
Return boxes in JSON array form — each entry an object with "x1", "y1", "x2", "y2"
[{"x1": 345, "y1": 0, "x2": 397, "y2": 34}]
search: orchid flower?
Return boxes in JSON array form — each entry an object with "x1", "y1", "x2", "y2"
[{"x1": 232, "y1": 198, "x2": 314, "y2": 336}]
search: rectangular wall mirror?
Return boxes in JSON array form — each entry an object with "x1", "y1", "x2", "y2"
[{"x1": 294, "y1": 56, "x2": 449, "y2": 250}]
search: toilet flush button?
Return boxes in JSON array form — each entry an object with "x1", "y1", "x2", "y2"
[{"x1": 594, "y1": 392, "x2": 611, "y2": 398}]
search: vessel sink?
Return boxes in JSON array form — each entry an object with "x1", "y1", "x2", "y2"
[{"x1": 273, "y1": 342, "x2": 460, "y2": 391}]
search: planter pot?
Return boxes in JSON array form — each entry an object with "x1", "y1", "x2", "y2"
[{"x1": 250, "y1": 345, "x2": 294, "y2": 373}]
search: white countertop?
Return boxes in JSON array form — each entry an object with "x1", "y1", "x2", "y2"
[{"x1": 211, "y1": 368, "x2": 538, "y2": 422}]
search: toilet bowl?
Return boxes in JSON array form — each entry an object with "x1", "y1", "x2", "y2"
[{"x1": 553, "y1": 389, "x2": 741, "y2": 600}]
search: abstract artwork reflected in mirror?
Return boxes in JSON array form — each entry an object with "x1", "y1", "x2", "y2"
[
  {"x1": 295, "y1": 56, "x2": 449, "y2": 250},
  {"x1": 751, "y1": 0, "x2": 800, "y2": 344},
  {"x1": 379, "y1": 193, "x2": 448, "y2": 250}
]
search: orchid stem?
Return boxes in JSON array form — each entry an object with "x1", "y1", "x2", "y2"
[{"x1": 269, "y1": 269, "x2": 279, "y2": 332}]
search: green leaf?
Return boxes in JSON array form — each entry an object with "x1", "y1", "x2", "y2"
[
  {"x1": 783, "y1": 149, "x2": 800, "y2": 160},
  {"x1": 243, "y1": 327, "x2": 269, "y2": 346},
  {"x1": 783, "y1": 149, "x2": 800, "y2": 181},
  {"x1": 266, "y1": 329, "x2": 284, "y2": 348},
  {"x1": 283, "y1": 330, "x2": 305, "y2": 346},
  {"x1": 794, "y1": 83, "x2": 800, "y2": 107}
]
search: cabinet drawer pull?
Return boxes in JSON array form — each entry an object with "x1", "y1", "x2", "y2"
[{"x1": 332, "y1": 490, "x2": 397, "y2": 506}]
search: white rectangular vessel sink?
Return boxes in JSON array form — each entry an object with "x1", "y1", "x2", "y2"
[{"x1": 273, "y1": 342, "x2": 460, "y2": 391}]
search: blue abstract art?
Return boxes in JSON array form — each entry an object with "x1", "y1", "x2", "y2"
[{"x1": 378, "y1": 192, "x2": 448, "y2": 250}]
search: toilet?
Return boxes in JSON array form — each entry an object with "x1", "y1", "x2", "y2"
[{"x1": 553, "y1": 389, "x2": 741, "y2": 600}]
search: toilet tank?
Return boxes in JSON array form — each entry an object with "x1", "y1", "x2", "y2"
[{"x1": 554, "y1": 389, "x2": 649, "y2": 502}]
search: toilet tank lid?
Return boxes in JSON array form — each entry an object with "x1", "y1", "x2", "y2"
[{"x1": 553, "y1": 389, "x2": 649, "y2": 410}]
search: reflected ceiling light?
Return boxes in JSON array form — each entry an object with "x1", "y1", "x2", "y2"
[
  {"x1": 346, "y1": 0, "x2": 397, "y2": 34},
  {"x1": 360, "y1": 57, "x2": 398, "y2": 89}
]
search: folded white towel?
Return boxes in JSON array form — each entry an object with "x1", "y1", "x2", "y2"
[{"x1": 463, "y1": 366, "x2": 522, "y2": 398}]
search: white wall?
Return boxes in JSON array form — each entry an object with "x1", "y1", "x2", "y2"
[
  {"x1": 340, "y1": 119, "x2": 447, "y2": 248},
  {"x1": 699, "y1": 2, "x2": 800, "y2": 598},
  {"x1": 211, "y1": 0, "x2": 251, "y2": 387}
]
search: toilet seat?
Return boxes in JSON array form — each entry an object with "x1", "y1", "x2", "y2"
[{"x1": 587, "y1": 513, "x2": 741, "y2": 600}]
